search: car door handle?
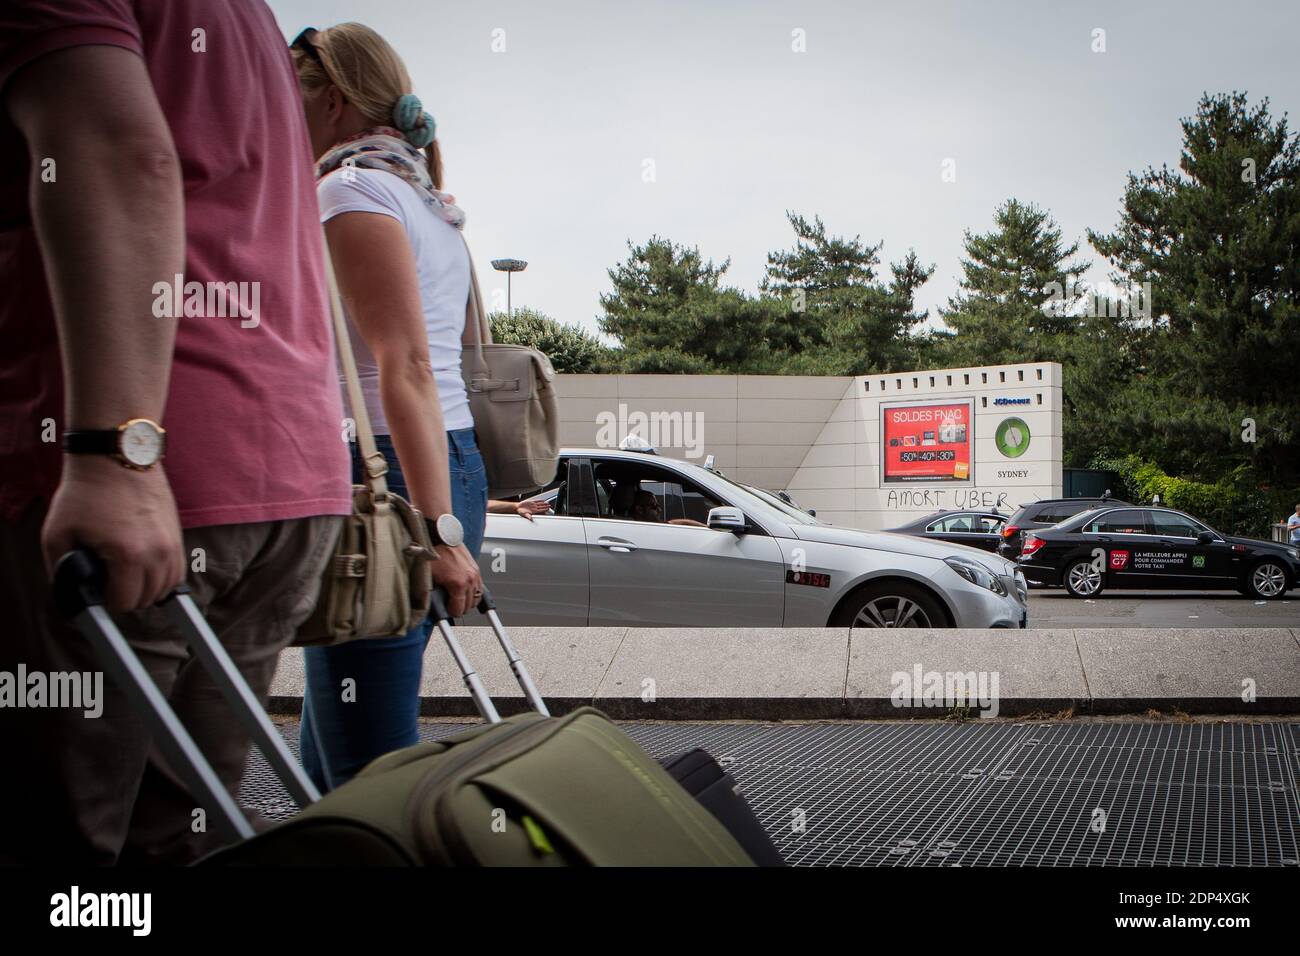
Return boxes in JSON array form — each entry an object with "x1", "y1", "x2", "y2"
[{"x1": 597, "y1": 537, "x2": 636, "y2": 553}]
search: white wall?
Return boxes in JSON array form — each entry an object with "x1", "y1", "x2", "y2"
[{"x1": 553, "y1": 362, "x2": 1063, "y2": 531}]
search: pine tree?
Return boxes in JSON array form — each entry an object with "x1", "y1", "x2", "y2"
[
  {"x1": 1088, "y1": 92, "x2": 1300, "y2": 486},
  {"x1": 598, "y1": 237, "x2": 782, "y2": 373},
  {"x1": 940, "y1": 199, "x2": 1089, "y2": 366},
  {"x1": 761, "y1": 212, "x2": 934, "y2": 373}
]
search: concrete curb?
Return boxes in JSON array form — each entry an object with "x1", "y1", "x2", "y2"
[{"x1": 267, "y1": 626, "x2": 1300, "y2": 720}]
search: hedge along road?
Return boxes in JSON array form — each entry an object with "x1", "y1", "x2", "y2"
[{"x1": 1028, "y1": 589, "x2": 1300, "y2": 628}]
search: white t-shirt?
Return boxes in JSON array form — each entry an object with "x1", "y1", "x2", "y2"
[{"x1": 318, "y1": 167, "x2": 473, "y2": 434}]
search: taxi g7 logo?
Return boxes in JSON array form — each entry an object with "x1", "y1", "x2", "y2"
[
  {"x1": 1192, "y1": 555, "x2": 1206, "y2": 568},
  {"x1": 1109, "y1": 550, "x2": 1129, "y2": 570}
]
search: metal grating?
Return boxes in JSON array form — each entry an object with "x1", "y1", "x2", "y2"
[{"x1": 239, "y1": 720, "x2": 1300, "y2": 866}]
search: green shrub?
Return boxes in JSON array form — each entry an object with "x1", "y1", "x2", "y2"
[{"x1": 1087, "y1": 454, "x2": 1273, "y2": 537}]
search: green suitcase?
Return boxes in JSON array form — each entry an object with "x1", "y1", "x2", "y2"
[
  {"x1": 55, "y1": 552, "x2": 754, "y2": 867},
  {"x1": 206, "y1": 708, "x2": 752, "y2": 866}
]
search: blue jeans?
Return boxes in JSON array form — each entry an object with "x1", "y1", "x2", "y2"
[{"x1": 299, "y1": 428, "x2": 488, "y2": 791}]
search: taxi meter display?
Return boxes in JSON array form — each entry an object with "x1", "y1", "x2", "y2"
[{"x1": 881, "y1": 400, "x2": 973, "y2": 483}]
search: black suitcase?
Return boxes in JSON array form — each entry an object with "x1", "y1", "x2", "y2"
[{"x1": 660, "y1": 749, "x2": 785, "y2": 866}]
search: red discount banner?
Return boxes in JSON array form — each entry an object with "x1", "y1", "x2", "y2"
[{"x1": 881, "y1": 400, "x2": 973, "y2": 483}]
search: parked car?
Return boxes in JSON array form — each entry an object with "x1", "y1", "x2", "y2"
[
  {"x1": 998, "y1": 495, "x2": 1130, "y2": 560},
  {"x1": 885, "y1": 510, "x2": 1007, "y2": 553},
  {"x1": 1016, "y1": 505, "x2": 1300, "y2": 599},
  {"x1": 480, "y1": 448, "x2": 1029, "y2": 628}
]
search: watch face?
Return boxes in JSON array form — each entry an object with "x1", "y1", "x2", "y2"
[
  {"x1": 436, "y1": 513, "x2": 465, "y2": 548},
  {"x1": 119, "y1": 419, "x2": 164, "y2": 467}
]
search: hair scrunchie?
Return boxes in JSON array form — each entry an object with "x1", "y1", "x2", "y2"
[{"x1": 392, "y1": 93, "x2": 436, "y2": 148}]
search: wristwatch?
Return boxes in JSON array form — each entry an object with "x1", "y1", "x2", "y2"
[
  {"x1": 63, "y1": 418, "x2": 166, "y2": 470},
  {"x1": 424, "y1": 513, "x2": 465, "y2": 549}
]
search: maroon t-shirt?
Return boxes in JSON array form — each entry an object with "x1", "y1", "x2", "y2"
[{"x1": 0, "y1": 0, "x2": 351, "y2": 528}]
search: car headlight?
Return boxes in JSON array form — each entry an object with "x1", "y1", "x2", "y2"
[
  {"x1": 945, "y1": 556, "x2": 1007, "y2": 596},
  {"x1": 1288, "y1": 547, "x2": 1300, "y2": 560}
]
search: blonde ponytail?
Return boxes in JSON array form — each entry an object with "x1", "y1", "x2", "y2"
[{"x1": 292, "y1": 22, "x2": 444, "y2": 185}]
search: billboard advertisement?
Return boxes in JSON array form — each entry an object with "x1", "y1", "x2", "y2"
[{"x1": 881, "y1": 399, "x2": 973, "y2": 483}]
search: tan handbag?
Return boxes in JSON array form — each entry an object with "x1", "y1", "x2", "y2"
[
  {"x1": 296, "y1": 247, "x2": 435, "y2": 646},
  {"x1": 460, "y1": 238, "x2": 560, "y2": 497}
]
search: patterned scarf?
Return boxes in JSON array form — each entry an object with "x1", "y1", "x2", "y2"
[{"x1": 315, "y1": 126, "x2": 466, "y2": 229}]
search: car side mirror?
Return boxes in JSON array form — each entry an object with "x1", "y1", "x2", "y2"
[
  {"x1": 1196, "y1": 531, "x2": 1216, "y2": 545},
  {"x1": 707, "y1": 506, "x2": 747, "y2": 534}
]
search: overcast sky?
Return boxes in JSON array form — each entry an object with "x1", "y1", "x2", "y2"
[{"x1": 267, "y1": 0, "x2": 1298, "y2": 338}]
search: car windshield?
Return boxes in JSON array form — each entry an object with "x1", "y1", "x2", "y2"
[
  {"x1": 1055, "y1": 507, "x2": 1106, "y2": 531},
  {"x1": 700, "y1": 468, "x2": 821, "y2": 525}
]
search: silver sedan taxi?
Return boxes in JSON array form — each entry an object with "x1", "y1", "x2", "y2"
[{"x1": 478, "y1": 448, "x2": 1029, "y2": 628}]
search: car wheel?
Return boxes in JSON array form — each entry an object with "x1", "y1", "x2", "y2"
[
  {"x1": 1244, "y1": 561, "x2": 1289, "y2": 600},
  {"x1": 1063, "y1": 558, "x2": 1104, "y2": 598},
  {"x1": 833, "y1": 582, "x2": 948, "y2": 628}
]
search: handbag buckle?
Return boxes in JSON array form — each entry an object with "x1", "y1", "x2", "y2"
[
  {"x1": 470, "y1": 377, "x2": 520, "y2": 393},
  {"x1": 335, "y1": 553, "x2": 367, "y2": 577},
  {"x1": 363, "y1": 452, "x2": 389, "y2": 479}
]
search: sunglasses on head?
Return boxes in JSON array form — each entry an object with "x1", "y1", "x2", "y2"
[{"x1": 291, "y1": 27, "x2": 325, "y2": 70}]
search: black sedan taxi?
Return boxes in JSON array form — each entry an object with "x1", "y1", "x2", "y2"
[
  {"x1": 1016, "y1": 505, "x2": 1300, "y2": 599},
  {"x1": 885, "y1": 510, "x2": 1006, "y2": 553}
]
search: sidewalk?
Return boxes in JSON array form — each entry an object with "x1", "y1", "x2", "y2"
[{"x1": 269, "y1": 626, "x2": 1300, "y2": 719}]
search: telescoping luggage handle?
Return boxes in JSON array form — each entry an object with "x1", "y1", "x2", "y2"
[
  {"x1": 52, "y1": 549, "x2": 322, "y2": 843},
  {"x1": 428, "y1": 585, "x2": 549, "y2": 723}
]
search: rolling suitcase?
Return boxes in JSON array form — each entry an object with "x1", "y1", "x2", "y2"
[{"x1": 54, "y1": 550, "x2": 754, "y2": 866}]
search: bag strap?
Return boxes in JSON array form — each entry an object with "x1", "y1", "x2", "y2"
[
  {"x1": 462, "y1": 234, "x2": 493, "y2": 380},
  {"x1": 323, "y1": 233, "x2": 389, "y2": 495}
]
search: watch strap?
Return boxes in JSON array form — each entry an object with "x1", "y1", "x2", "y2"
[
  {"x1": 424, "y1": 514, "x2": 465, "y2": 548},
  {"x1": 63, "y1": 430, "x2": 120, "y2": 455},
  {"x1": 424, "y1": 515, "x2": 443, "y2": 547}
]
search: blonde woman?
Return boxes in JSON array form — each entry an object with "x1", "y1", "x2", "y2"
[{"x1": 291, "y1": 23, "x2": 485, "y2": 789}]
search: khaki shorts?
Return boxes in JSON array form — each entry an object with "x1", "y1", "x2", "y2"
[{"x1": 0, "y1": 504, "x2": 342, "y2": 865}]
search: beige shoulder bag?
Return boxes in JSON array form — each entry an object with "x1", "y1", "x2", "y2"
[
  {"x1": 459, "y1": 237, "x2": 560, "y2": 497},
  {"x1": 296, "y1": 249, "x2": 435, "y2": 646}
]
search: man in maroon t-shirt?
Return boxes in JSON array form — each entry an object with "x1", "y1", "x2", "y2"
[{"x1": 0, "y1": 0, "x2": 352, "y2": 864}]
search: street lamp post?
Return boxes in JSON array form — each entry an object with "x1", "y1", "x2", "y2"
[{"x1": 491, "y1": 258, "x2": 528, "y2": 319}]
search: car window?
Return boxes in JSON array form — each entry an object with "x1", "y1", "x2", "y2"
[
  {"x1": 927, "y1": 514, "x2": 974, "y2": 533},
  {"x1": 521, "y1": 465, "x2": 569, "y2": 515},
  {"x1": 1056, "y1": 507, "x2": 1105, "y2": 531},
  {"x1": 1150, "y1": 512, "x2": 1207, "y2": 537},
  {"x1": 590, "y1": 462, "x2": 721, "y2": 523},
  {"x1": 1086, "y1": 509, "x2": 1152, "y2": 534},
  {"x1": 976, "y1": 515, "x2": 1004, "y2": 533},
  {"x1": 680, "y1": 485, "x2": 717, "y2": 523}
]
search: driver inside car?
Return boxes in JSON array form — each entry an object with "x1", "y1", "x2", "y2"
[{"x1": 631, "y1": 489, "x2": 708, "y2": 527}]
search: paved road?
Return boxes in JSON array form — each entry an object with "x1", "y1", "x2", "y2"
[
  {"x1": 241, "y1": 718, "x2": 1300, "y2": 866},
  {"x1": 1027, "y1": 589, "x2": 1300, "y2": 628}
]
